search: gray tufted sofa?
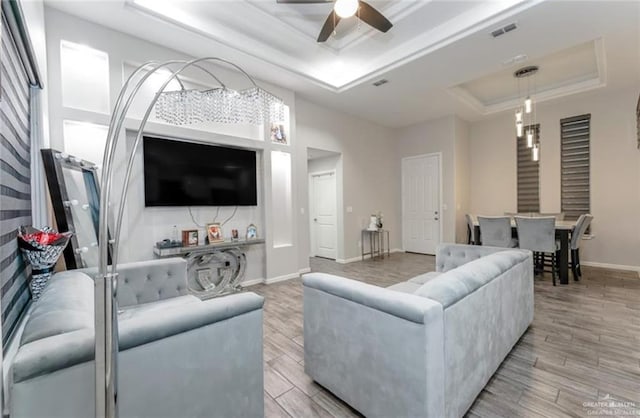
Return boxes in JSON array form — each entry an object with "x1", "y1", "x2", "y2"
[
  {"x1": 303, "y1": 244, "x2": 534, "y2": 418},
  {"x1": 8, "y1": 258, "x2": 264, "y2": 418}
]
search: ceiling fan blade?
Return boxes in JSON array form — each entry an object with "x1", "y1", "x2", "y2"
[
  {"x1": 317, "y1": 9, "x2": 341, "y2": 42},
  {"x1": 276, "y1": 0, "x2": 332, "y2": 3},
  {"x1": 358, "y1": 0, "x2": 393, "y2": 33}
]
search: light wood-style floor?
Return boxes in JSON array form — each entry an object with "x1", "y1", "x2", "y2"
[{"x1": 250, "y1": 253, "x2": 640, "y2": 418}]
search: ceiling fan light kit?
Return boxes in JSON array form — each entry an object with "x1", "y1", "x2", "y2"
[
  {"x1": 277, "y1": 0, "x2": 392, "y2": 43},
  {"x1": 334, "y1": 0, "x2": 359, "y2": 18}
]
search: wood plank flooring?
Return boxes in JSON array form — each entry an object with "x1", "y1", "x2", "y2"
[{"x1": 249, "y1": 253, "x2": 640, "y2": 418}]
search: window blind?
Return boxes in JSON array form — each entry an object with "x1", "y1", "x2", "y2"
[
  {"x1": 1, "y1": 9, "x2": 33, "y2": 346},
  {"x1": 517, "y1": 125, "x2": 540, "y2": 212},
  {"x1": 560, "y1": 114, "x2": 590, "y2": 221}
]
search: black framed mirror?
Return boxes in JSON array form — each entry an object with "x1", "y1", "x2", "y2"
[{"x1": 41, "y1": 148, "x2": 112, "y2": 269}]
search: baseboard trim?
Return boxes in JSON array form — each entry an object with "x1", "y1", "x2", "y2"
[
  {"x1": 240, "y1": 278, "x2": 265, "y2": 287},
  {"x1": 265, "y1": 272, "x2": 300, "y2": 284},
  {"x1": 581, "y1": 261, "x2": 640, "y2": 273},
  {"x1": 336, "y1": 248, "x2": 405, "y2": 264},
  {"x1": 242, "y1": 268, "x2": 311, "y2": 287}
]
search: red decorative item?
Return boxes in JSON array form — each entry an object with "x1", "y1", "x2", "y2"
[{"x1": 17, "y1": 226, "x2": 72, "y2": 301}]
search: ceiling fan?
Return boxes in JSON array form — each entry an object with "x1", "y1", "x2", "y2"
[{"x1": 276, "y1": 0, "x2": 393, "y2": 43}]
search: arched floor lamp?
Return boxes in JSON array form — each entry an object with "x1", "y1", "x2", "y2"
[{"x1": 96, "y1": 58, "x2": 284, "y2": 417}]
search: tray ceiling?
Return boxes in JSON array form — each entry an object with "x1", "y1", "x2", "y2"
[
  {"x1": 127, "y1": 0, "x2": 536, "y2": 90},
  {"x1": 451, "y1": 40, "x2": 606, "y2": 114}
]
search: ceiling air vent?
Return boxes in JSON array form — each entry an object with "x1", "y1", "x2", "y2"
[
  {"x1": 373, "y1": 79, "x2": 389, "y2": 87},
  {"x1": 491, "y1": 22, "x2": 518, "y2": 38}
]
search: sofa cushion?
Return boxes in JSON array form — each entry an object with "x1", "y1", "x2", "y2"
[
  {"x1": 118, "y1": 295, "x2": 199, "y2": 320},
  {"x1": 408, "y1": 271, "x2": 442, "y2": 285},
  {"x1": 415, "y1": 250, "x2": 530, "y2": 308},
  {"x1": 386, "y1": 281, "x2": 421, "y2": 294},
  {"x1": 20, "y1": 271, "x2": 95, "y2": 346}
]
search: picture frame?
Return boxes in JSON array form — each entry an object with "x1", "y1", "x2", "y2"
[
  {"x1": 246, "y1": 224, "x2": 258, "y2": 240},
  {"x1": 270, "y1": 123, "x2": 287, "y2": 144},
  {"x1": 207, "y1": 223, "x2": 223, "y2": 243},
  {"x1": 181, "y1": 229, "x2": 198, "y2": 247}
]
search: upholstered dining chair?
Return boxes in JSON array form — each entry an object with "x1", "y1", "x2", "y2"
[
  {"x1": 570, "y1": 214, "x2": 594, "y2": 281},
  {"x1": 465, "y1": 214, "x2": 477, "y2": 244},
  {"x1": 515, "y1": 216, "x2": 559, "y2": 285},
  {"x1": 539, "y1": 212, "x2": 566, "y2": 221},
  {"x1": 478, "y1": 216, "x2": 518, "y2": 248}
]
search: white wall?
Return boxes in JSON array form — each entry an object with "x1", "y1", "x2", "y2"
[
  {"x1": 454, "y1": 116, "x2": 470, "y2": 244},
  {"x1": 297, "y1": 99, "x2": 400, "y2": 261},
  {"x1": 469, "y1": 87, "x2": 640, "y2": 269},
  {"x1": 395, "y1": 116, "x2": 457, "y2": 244},
  {"x1": 43, "y1": 7, "x2": 302, "y2": 282}
]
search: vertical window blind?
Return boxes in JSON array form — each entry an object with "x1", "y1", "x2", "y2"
[
  {"x1": 517, "y1": 125, "x2": 540, "y2": 212},
  {"x1": 560, "y1": 114, "x2": 590, "y2": 221},
  {"x1": 1, "y1": 9, "x2": 33, "y2": 346}
]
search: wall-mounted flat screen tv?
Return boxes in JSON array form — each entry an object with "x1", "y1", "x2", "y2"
[{"x1": 143, "y1": 136, "x2": 258, "y2": 207}]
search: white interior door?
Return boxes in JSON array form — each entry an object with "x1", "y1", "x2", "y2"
[
  {"x1": 402, "y1": 154, "x2": 441, "y2": 254},
  {"x1": 310, "y1": 172, "x2": 337, "y2": 259}
]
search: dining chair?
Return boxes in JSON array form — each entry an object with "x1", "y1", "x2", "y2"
[
  {"x1": 539, "y1": 212, "x2": 566, "y2": 221},
  {"x1": 515, "y1": 216, "x2": 560, "y2": 285},
  {"x1": 477, "y1": 216, "x2": 518, "y2": 248},
  {"x1": 465, "y1": 214, "x2": 477, "y2": 245},
  {"x1": 570, "y1": 214, "x2": 594, "y2": 281}
]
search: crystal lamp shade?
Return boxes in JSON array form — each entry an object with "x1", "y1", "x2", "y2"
[{"x1": 155, "y1": 87, "x2": 285, "y2": 126}]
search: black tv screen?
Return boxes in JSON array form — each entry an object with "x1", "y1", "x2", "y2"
[{"x1": 143, "y1": 136, "x2": 257, "y2": 207}]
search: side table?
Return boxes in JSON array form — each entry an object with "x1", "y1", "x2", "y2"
[{"x1": 361, "y1": 229, "x2": 390, "y2": 261}]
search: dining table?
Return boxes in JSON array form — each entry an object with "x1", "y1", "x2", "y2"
[{"x1": 472, "y1": 219, "x2": 577, "y2": 285}]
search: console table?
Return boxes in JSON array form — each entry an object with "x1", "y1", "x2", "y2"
[
  {"x1": 361, "y1": 229, "x2": 390, "y2": 261},
  {"x1": 154, "y1": 239, "x2": 265, "y2": 298}
]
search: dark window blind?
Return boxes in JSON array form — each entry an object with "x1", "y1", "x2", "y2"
[
  {"x1": 1, "y1": 9, "x2": 33, "y2": 347},
  {"x1": 560, "y1": 115, "x2": 590, "y2": 221},
  {"x1": 517, "y1": 125, "x2": 540, "y2": 212}
]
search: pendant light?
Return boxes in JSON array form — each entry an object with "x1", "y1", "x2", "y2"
[
  {"x1": 532, "y1": 143, "x2": 540, "y2": 161},
  {"x1": 514, "y1": 65, "x2": 540, "y2": 160}
]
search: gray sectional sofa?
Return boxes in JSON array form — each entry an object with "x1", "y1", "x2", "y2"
[
  {"x1": 8, "y1": 258, "x2": 264, "y2": 418},
  {"x1": 303, "y1": 244, "x2": 534, "y2": 418}
]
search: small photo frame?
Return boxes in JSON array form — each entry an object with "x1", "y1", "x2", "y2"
[
  {"x1": 270, "y1": 123, "x2": 287, "y2": 144},
  {"x1": 231, "y1": 229, "x2": 239, "y2": 241},
  {"x1": 207, "y1": 223, "x2": 223, "y2": 243},
  {"x1": 182, "y1": 229, "x2": 199, "y2": 247},
  {"x1": 246, "y1": 224, "x2": 258, "y2": 240}
]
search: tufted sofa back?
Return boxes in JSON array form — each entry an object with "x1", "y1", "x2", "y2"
[
  {"x1": 79, "y1": 257, "x2": 189, "y2": 307},
  {"x1": 115, "y1": 258, "x2": 189, "y2": 307},
  {"x1": 435, "y1": 244, "x2": 509, "y2": 272}
]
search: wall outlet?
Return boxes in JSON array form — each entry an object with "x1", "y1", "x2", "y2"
[
  {"x1": 300, "y1": 207, "x2": 305, "y2": 215},
  {"x1": 357, "y1": 240, "x2": 361, "y2": 248},
  {"x1": 346, "y1": 206, "x2": 353, "y2": 213}
]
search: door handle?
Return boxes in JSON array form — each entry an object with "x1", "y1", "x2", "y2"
[{"x1": 314, "y1": 218, "x2": 318, "y2": 222}]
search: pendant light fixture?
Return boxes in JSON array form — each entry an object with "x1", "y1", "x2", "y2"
[{"x1": 514, "y1": 65, "x2": 540, "y2": 160}]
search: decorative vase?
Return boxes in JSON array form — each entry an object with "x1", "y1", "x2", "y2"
[
  {"x1": 367, "y1": 215, "x2": 379, "y2": 231},
  {"x1": 17, "y1": 226, "x2": 72, "y2": 301}
]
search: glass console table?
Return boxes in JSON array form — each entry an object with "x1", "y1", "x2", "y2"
[
  {"x1": 154, "y1": 239, "x2": 265, "y2": 299},
  {"x1": 361, "y1": 229, "x2": 390, "y2": 261}
]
